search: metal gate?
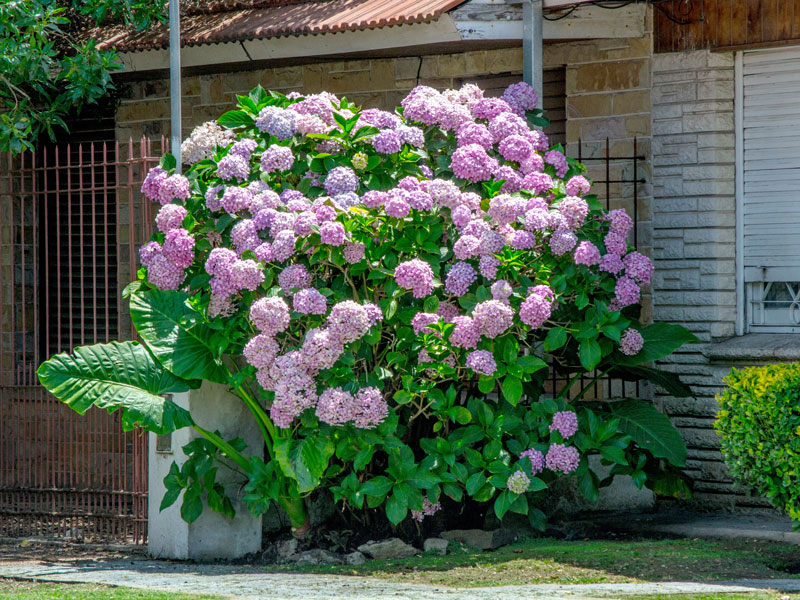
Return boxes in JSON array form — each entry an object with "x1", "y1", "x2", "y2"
[{"x1": 0, "y1": 138, "x2": 162, "y2": 544}]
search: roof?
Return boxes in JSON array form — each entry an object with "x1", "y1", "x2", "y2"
[{"x1": 94, "y1": 0, "x2": 469, "y2": 53}]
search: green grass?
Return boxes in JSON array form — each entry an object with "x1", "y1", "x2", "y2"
[
  {"x1": 0, "y1": 580, "x2": 223, "y2": 600},
  {"x1": 626, "y1": 596, "x2": 798, "y2": 600},
  {"x1": 274, "y1": 536, "x2": 800, "y2": 588}
]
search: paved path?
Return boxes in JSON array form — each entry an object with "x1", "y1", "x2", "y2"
[{"x1": 3, "y1": 560, "x2": 800, "y2": 600}]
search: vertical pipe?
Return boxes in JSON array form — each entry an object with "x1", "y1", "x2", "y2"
[
  {"x1": 79, "y1": 144, "x2": 85, "y2": 347},
  {"x1": 9, "y1": 152, "x2": 14, "y2": 387},
  {"x1": 55, "y1": 147, "x2": 61, "y2": 353},
  {"x1": 43, "y1": 147, "x2": 49, "y2": 361},
  {"x1": 103, "y1": 142, "x2": 110, "y2": 341},
  {"x1": 19, "y1": 152, "x2": 26, "y2": 379},
  {"x1": 67, "y1": 144, "x2": 73, "y2": 351},
  {"x1": 633, "y1": 137, "x2": 639, "y2": 249},
  {"x1": 91, "y1": 142, "x2": 97, "y2": 344},
  {"x1": 31, "y1": 151, "x2": 38, "y2": 377},
  {"x1": 522, "y1": 0, "x2": 544, "y2": 108},
  {"x1": 605, "y1": 138, "x2": 610, "y2": 211},
  {"x1": 1, "y1": 156, "x2": 6, "y2": 383},
  {"x1": 170, "y1": 0, "x2": 182, "y2": 170}
]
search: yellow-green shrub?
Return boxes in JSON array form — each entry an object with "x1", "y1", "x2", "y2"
[{"x1": 715, "y1": 363, "x2": 800, "y2": 520}]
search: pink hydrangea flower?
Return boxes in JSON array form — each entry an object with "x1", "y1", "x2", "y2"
[
  {"x1": 546, "y1": 444, "x2": 580, "y2": 474},
  {"x1": 620, "y1": 328, "x2": 644, "y2": 356},
  {"x1": 395, "y1": 259, "x2": 435, "y2": 298},
  {"x1": 466, "y1": 350, "x2": 497, "y2": 376},
  {"x1": 472, "y1": 300, "x2": 514, "y2": 338},
  {"x1": 550, "y1": 411, "x2": 578, "y2": 438}
]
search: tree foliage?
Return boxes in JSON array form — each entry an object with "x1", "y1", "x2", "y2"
[{"x1": 0, "y1": 0, "x2": 169, "y2": 153}]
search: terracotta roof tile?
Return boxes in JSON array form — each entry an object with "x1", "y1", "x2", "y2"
[{"x1": 95, "y1": 0, "x2": 468, "y2": 53}]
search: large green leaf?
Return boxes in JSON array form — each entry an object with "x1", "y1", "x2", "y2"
[
  {"x1": 617, "y1": 322, "x2": 699, "y2": 366},
  {"x1": 37, "y1": 341, "x2": 194, "y2": 434},
  {"x1": 274, "y1": 435, "x2": 335, "y2": 494},
  {"x1": 609, "y1": 399, "x2": 687, "y2": 467},
  {"x1": 130, "y1": 290, "x2": 227, "y2": 383}
]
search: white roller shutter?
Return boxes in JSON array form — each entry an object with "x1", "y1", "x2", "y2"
[{"x1": 742, "y1": 47, "x2": 800, "y2": 282}]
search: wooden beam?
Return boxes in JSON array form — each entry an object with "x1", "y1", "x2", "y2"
[{"x1": 452, "y1": 1, "x2": 647, "y2": 40}]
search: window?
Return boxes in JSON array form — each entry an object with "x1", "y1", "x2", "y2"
[{"x1": 738, "y1": 48, "x2": 800, "y2": 332}]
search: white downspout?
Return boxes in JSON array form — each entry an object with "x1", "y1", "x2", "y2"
[
  {"x1": 522, "y1": 0, "x2": 543, "y2": 108},
  {"x1": 169, "y1": 0, "x2": 182, "y2": 170}
]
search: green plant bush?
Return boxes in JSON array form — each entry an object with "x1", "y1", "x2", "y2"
[{"x1": 716, "y1": 363, "x2": 800, "y2": 520}]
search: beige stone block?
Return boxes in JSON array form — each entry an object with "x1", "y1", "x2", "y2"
[
  {"x1": 208, "y1": 74, "x2": 225, "y2": 104},
  {"x1": 571, "y1": 59, "x2": 649, "y2": 93},
  {"x1": 183, "y1": 77, "x2": 201, "y2": 97},
  {"x1": 567, "y1": 117, "x2": 627, "y2": 143},
  {"x1": 325, "y1": 70, "x2": 375, "y2": 95},
  {"x1": 261, "y1": 66, "x2": 303, "y2": 90},
  {"x1": 567, "y1": 94, "x2": 612, "y2": 119},
  {"x1": 338, "y1": 59, "x2": 371, "y2": 73},
  {"x1": 303, "y1": 64, "x2": 325, "y2": 93},
  {"x1": 368, "y1": 60, "x2": 397, "y2": 91},
  {"x1": 485, "y1": 47, "x2": 523, "y2": 74},
  {"x1": 613, "y1": 90, "x2": 651, "y2": 115},
  {"x1": 347, "y1": 92, "x2": 384, "y2": 109},
  {"x1": 465, "y1": 51, "x2": 487, "y2": 75},
  {"x1": 116, "y1": 99, "x2": 170, "y2": 123},
  {"x1": 419, "y1": 56, "x2": 439, "y2": 79},
  {"x1": 384, "y1": 90, "x2": 409, "y2": 111},
  {"x1": 394, "y1": 78, "x2": 417, "y2": 90},
  {"x1": 438, "y1": 53, "x2": 467, "y2": 78},
  {"x1": 626, "y1": 115, "x2": 650, "y2": 137},
  {"x1": 395, "y1": 57, "x2": 420, "y2": 81}
]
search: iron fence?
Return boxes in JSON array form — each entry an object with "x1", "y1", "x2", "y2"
[{"x1": 0, "y1": 138, "x2": 163, "y2": 544}]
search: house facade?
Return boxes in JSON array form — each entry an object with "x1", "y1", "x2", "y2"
[{"x1": 3, "y1": 1, "x2": 800, "y2": 540}]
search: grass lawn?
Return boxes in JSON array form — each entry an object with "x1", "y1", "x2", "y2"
[
  {"x1": 275, "y1": 536, "x2": 800, "y2": 588},
  {"x1": 0, "y1": 580, "x2": 222, "y2": 600}
]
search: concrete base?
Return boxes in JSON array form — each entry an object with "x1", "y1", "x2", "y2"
[{"x1": 148, "y1": 382, "x2": 263, "y2": 560}]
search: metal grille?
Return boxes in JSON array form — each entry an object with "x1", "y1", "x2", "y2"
[
  {"x1": 0, "y1": 138, "x2": 162, "y2": 544},
  {"x1": 546, "y1": 137, "x2": 648, "y2": 402}
]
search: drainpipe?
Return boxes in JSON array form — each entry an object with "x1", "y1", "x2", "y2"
[
  {"x1": 522, "y1": 0, "x2": 543, "y2": 108},
  {"x1": 169, "y1": 0, "x2": 182, "y2": 170}
]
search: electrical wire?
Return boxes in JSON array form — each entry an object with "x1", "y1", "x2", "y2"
[
  {"x1": 652, "y1": 0, "x2": 695, "y2": 26},
  {"x1": 542, "y1": 0, "x2": 695, "y2": 27},
  {"x1": 543, "y1": 0, "x2": 638, "y2": 22}
]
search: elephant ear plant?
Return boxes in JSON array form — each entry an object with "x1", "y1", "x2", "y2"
[{"x1": 39, "y1": 82, "x2": 697, "y2": 538}]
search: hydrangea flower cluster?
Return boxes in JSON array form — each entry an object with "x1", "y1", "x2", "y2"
[
  {"x1": 550, "y1": 411, "x2": 578, "y2": 438},
  {"x1": 411, "y1": 497, "x2": 442, "y2": 523}
]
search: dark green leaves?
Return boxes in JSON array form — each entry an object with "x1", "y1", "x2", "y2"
[
  {"x1": 130, "y1": 290, "x2": 227, "y2": 384},
  {"x1": 502, "y1": 375, "x2": 523, "y2": 406},
  {"x1": 609, "y1": 399, "x2": 687, "y2": 467},
  {"x1": 218, "y1": 109, "x2": 255, "y2": 129},
  {"x1": 37, "y1": 340, "x2": 194, "y2": 434},
  {"x1": 275, "y1": 435, "x2": 335, "y2": 494},
  {"x1": 579, "y1": 339, "x2": 602, "y2": 371}
]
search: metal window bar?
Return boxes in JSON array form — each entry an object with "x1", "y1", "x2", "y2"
[
  {"x1": 545, "y1": 137, "x2": 648, "y2": 402},
  {"x1": 0, "y1": 137, "x2": 163, "y2": 544}
]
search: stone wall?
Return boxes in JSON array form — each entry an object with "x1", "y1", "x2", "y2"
[{"x1": 651, "y1": 49, "x2": 762, "y2": 509}]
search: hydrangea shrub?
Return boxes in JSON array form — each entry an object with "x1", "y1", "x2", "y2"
[{"x1": 39, "y1": 82, "x2": 696, "y2": 535}]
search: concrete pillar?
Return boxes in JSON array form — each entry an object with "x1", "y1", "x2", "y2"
[{"x1": 148, "y1": 381, "x2": 263, "y2": 560}]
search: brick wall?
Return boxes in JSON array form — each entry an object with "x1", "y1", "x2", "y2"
[{"x1": 651, "y1": 50, "x2": 763, "y2": 509}]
